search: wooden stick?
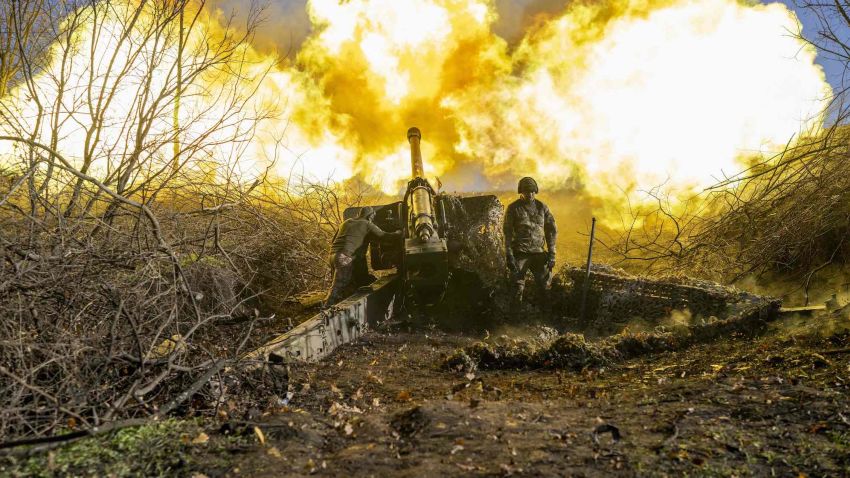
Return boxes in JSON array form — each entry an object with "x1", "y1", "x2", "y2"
[{"x1": 579, "y1": 217, "x2": 597, "y2": 324}]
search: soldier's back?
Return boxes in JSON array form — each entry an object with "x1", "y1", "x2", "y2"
[{"x1": 331, "y1": 219, "x2": 371, "y2": 255}]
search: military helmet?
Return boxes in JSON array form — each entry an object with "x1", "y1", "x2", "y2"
[
  {"x1": 517, "y1": 177, "x2": 539, "y2": 194},
  {"x1": 358, "y1": 206, "x2": 375, "y2": 218}
]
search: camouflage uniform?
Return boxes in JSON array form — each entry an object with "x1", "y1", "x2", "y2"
[
  {"x1": 504, "y1": 194, "x2": 557, "y2": 307},
  {"x1": 325, "y1": 208, "x2": 399, "y2": 307},
  {"x1": 326, "y1": 252, "x2": 355, "y2": 307}
]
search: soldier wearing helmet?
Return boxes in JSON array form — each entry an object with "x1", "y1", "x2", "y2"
[
  {"x1": 325, "y1": 206, "x2": 400, "y2": 307},
  {"x1": 504, "y1": 177, "x2": 558, "y2": 310}
]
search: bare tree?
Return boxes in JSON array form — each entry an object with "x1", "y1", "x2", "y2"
[
  {"x1": 0, "y1": 0, "x2": 355, "y2": 445},
  {"x1": 0, "y1": 0, "x2": 60, "y2": 98}
]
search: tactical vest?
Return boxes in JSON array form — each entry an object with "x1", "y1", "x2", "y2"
[{"x1": 507, "y1": 199, "x2": 548, "y2": 253}]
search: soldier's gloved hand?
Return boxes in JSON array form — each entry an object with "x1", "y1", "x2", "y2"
[{"x1": 547, "y1": 251, "x2": 556, "y2": 270}]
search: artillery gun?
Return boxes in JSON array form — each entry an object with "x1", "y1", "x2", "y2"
[
  {"x1": 249, "y1": 127, "x2": 504, "y2": 365},
  {"x1": 251, "y1": 129, "x2": 781, "y2": 366},
  {"x1": 345, "y1": 127, "x2": 501, "y2": 308}
]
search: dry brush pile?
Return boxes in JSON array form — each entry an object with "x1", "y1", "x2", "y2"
[
  {"x1": 0, "y1": 169, "x2": 360, "y2": 446},
  {"x1": 609, "y1": 119, "x2": 850, "y2": 300},
  {"x1": 604, "y1": 3, "x2": 850, "y2": 299},
  {"x1": 0, "y1": 0, "x2": 367, "y2": 447}
]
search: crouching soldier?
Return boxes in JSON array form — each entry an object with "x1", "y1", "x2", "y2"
[
  {"x1": 504, "y1": 177, "x2": 557, "y2": 311},
  {"x1": 325, "y1": 206, "x2": 400, "y2": 307}
]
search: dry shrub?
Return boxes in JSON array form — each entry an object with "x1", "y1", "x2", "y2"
[
  {"x1": 604, "y1": 2, "x2": 850, "y2": 300},
  {"x1": 0, "y1": 0, "x2": 376, "y2": 444},
  {"x1": 0, "y1": 178, "x2": 360, "y2": 443},
  {"x1": 606, "y1": 122, "x2": 850, "y2": 303},
  {"x1": 689, "y1": 125, "x2": 850, "y2": 287}
]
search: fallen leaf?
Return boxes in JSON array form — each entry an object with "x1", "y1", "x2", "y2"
[
  {"x1": 267, "y1": 447, "x2": 283, "y2": 459},
  {"x1": 367, "y1": 372, "x2": 383, "y2": 385},
  {"x1": 254, "y1": 426, "x2": 266, "y2": 446},
  {"x1": 147, "y1": 334, "x2": 185, "y2": 360},
  {"x1": 653, "y1": 365, "x2": 677, "y2": 372},
  {"x1": 191, "y1": 432, "x2": 209, "y2": 445},
  {"x1": 396, "y1": 390, "x2": 412, "y2": 402},
  {"x1": 328, "y1": 401, "x2": 363, "y2": 416},
  {"x1": 672, "y1": 449, "x2": 689, "y2": 461}
]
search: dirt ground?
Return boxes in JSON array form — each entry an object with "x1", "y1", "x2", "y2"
[
  {"x1": 4, "y1": 316, "x2": 848, "y2": 477},
  {"x1": 209, "y1": 319, "x2": 850, "y2": 477}
]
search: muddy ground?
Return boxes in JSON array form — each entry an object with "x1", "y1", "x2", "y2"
[
  {"x1": 4, "y1": 317, "x2": 849, "y2": 477},
  {"x1": 220, "y1": 320, "x2": 848, "y2": 477}
]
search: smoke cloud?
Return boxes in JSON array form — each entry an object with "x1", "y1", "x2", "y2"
[
  {"x1": 206, "y1": 0, "x2": 829, "y2": 201},
  {"x1": 206, "y1": 0, "x2": 313, "y2": 55},
  {"x1": 3, "y1": 0, "x2": 832, "y2": 203}
]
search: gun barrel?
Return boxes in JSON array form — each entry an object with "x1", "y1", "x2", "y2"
[
  {"x1": 406, "y1": 127, "x2": 435, "y2": 242},
  {"x1": 407, "y1": 127, "x2": 424, "y2": 178}
]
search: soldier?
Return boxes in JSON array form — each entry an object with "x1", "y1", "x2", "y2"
[
  {"x1": 324, "y1": 206, "x2": 400, "y2": 307},
  {"x1": 504, "y1": 176, "x2": 557, "y2": 310}
]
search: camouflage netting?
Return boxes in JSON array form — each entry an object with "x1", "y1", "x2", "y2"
[
  {"x1": 441, "y1": 194, "x2": 506, "y2": 286},
  {"x1": 445, "y1": 267, "x2": 780, "y2": 372},
  {"x1": 418, "y1": 194, "x2": 509, "y2": 329},
  {"x1": 549, "y1": 264, "x2": 765, "y2": 336}
]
